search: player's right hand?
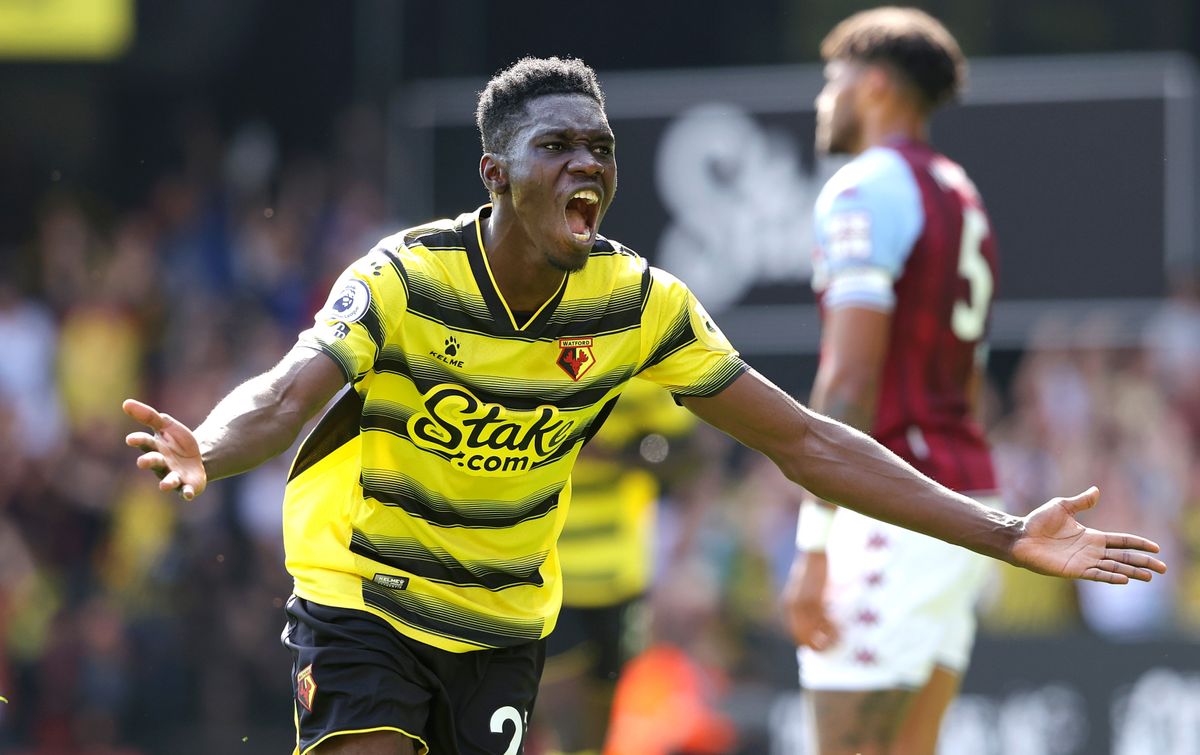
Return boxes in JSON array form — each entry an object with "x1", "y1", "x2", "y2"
[
  {"x1": 781, "y1": 551, "x2": 839, "y2": 651},
  {"x1": 123, "y1": 398, "x2": 207, "y2": 501}
]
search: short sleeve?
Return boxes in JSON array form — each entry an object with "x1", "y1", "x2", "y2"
[
  {"x1": 297, "y1": 240, "x2": 409, "y2": 382},
  {"x1": 636, "y1": 267, "x2": 747, "y2": 399},
  {"x1": 811, "y1": 148, "x2": 924, "y2": 312}
]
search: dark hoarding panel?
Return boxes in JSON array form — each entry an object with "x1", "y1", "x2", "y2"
[{"x1": 391, "y1": 54, "x2": 1198, "y2": 361}]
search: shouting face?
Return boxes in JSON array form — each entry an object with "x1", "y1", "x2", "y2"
[{"x1": 489, "y1": 93, "x2": 617, "y2": 272}]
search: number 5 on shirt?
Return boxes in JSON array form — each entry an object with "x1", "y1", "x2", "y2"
[{"x1": 952, "y1": 206, "x2": 994, "y2": 341}]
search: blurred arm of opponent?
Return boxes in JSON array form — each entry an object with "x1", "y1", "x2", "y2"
[
  {"x1": 123, "y1": 345, "x2": 345, "y2": 500},
  {"x1": 780, "y1": 305, "x2": 890, "y2": 650}
]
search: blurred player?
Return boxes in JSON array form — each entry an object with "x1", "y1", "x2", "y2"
[
  {"x1": 782, "y1": 8, "x2": 1001, "y2": 754},
  {"x1": 536, "y1": 380, "x2": 701, "y2": 755},
  {"x1": 122, "y1": 56, "x2": 1163, "y2": 755}
]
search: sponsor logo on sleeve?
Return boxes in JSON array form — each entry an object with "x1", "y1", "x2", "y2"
[
  {"x1": 320, "y1": 276, "x2": 372, "y2": 324},
  {"x1": 827, "y1": 210, "x2": 873, "y2": 262},
  {"x1": 688, "y1": 298, "x2": 733, "y2": 352}
]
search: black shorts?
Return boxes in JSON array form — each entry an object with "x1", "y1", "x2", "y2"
[
  {"x1": 281, "y1": 596, "x2": 545, "y2": 755},
  {"x1": 544, "y1": 595, "x2": 648, "y2": 683}
]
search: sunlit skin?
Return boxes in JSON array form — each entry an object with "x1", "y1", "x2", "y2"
[
  {"x1": 815, "y1": 59, "x2": 929, "y2": 157},
  {"x1": 480, "y1": 93, "x2": 616, "y2": 314}
]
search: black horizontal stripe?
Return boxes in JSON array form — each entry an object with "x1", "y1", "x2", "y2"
[
  {"x1": 373, "y1": 348, "x2": 634, "y2": 413},
  {"x1": 539, "y1": 310, "x2": 645, "y2": 343},
  {"x1": 407, "y1": 274, "x2": 494, "y2": 319},
  {"x1": 360, "y1": 399, "x2": 417, "y2": 429},
  {"x1": 673, "y1": 358, "x2": 749, "y2": 399},
  {"x1": 350, "y1": 530, "x2": 546, "y2": 590},
  {"x1": 406, "y1": 289, "x2": 499, "y2": 332},
  {"x1": 556, "y1": 520, "x2": 620, "y2": 540},
  {"x1": 558, "y1": 569, "x2": 620, "y2": 583},
  {"x1": 640, "y1": 309, "x2": 695, "y2": 373},
  {"x1": 360, "y1": 470, "x2": 565, "y2": 529},
  {"x1": 312, "y1": 340, "x2": 357, "y2": 384},
  {"x1": 373, "y1": 346, "x2": 417, "y2": 381},
  {"x1": 362, "y1": 580, "x2": 544, "y2": 648},
  {"x1": 403, "y1": 225, "x2": 461, "y2": 251},
  {"x1": 464, "y1": 368, "x2": 634, "y2": 412}
]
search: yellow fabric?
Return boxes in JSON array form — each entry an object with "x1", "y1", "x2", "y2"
[
  {"x1": 559, "y1": 380, "x2": 695, "y2": 606},
  {"x1": 284, "y1": 205, "x2": 744, "y2": 652}
]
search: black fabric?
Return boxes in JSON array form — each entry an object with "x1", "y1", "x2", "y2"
[
  {"x1": 544, "y1": 595, "x2": 647, "y2": 682},
  {"x1": 282, "y1": 597, "x2": 545, "y2": 754}
]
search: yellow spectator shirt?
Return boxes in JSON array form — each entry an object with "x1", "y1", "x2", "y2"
[{"x1": 559, "y1": 380, "x2": 695, "y2": 607}]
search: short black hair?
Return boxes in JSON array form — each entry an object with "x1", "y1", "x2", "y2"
[
  {"x1": 821, "y1": 7, "x2": 965, "y2": 111},
  {"x1": 475, "y1": 56, "x2": 606, "y2": 154}
]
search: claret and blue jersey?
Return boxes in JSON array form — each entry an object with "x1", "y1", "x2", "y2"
[{"x1": 812, "y1": 138, "x2": 998, "y2": 493}]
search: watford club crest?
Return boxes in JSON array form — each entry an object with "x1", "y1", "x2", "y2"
[
  {"x1": 296, "y1": 664, "x2": 317, "y2": 712},
  {"x1": 556, "y1": 338, "x2": 595, "y2": 381}
]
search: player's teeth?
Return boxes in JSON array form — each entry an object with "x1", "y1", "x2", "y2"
[
  {"x1": 572, "y1": 189, "x2": 599, "y2": 205},
  {"x1": 573, "y1": 231, "x2": 590, "y2": 241}
]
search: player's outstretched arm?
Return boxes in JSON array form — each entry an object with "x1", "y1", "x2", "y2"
[
  {"x1": 124, "y1": 345, "x2": 346, "y2": 499},
  {"x1": 682, "y1": 370, "x2": 1167, "y2": 581}
]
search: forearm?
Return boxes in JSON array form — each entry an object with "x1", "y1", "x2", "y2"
[
  {"x1": 786, "y1": 409, "x2": 1021, "y2": 561},
  {"x1": 802, "y1": 386, "x2": 875, "y2": 514},
  {"x1": 195, "y1": 348, "x2": 341, "y2": 481}
]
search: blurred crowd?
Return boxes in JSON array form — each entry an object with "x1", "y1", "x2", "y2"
[
  {"x1": 0, "y1": 105, "x2": 1197, "y2": 754},
  {"x1": 0, "y1": 105, "x2": 391, "y2": 754}
]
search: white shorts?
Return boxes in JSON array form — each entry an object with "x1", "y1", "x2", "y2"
[{"x1": 798, "y1": 496, "x2": 998, "y2": 691}]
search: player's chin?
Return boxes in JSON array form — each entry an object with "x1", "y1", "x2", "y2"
[
  {"x1": 547, "y1": 246, "x2": 590, "y2": 273},
  {"x1": 547, "y1": 230, "x2": 592, "y2": 271}
]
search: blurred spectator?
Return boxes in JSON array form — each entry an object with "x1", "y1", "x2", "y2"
[
  {"x1": 0, "y1": 256, "x2": 64, "y2": 458},
  {"x1": 1144, "y1": 274, "x2": 1200, "y2": 442}
]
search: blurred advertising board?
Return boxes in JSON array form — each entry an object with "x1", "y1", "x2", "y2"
[
  {"x1": 767, "y1": 634, "x2": 1200, "y2": 755},
  {"x1": 392, "y1": 53, "x2": 1198, "y2": 365}
]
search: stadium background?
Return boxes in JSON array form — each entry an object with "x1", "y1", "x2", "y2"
[{"x1": 0, "y1": 1, "x2": 1197, "y2": 753}]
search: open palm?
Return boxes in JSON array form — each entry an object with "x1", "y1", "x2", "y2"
[
  {"x1": 123, "y1": 398, "x2": 207, "y2": 500},
  {"x1": 1010, "y1": 487, "x2": 1166, "y2": 583}
]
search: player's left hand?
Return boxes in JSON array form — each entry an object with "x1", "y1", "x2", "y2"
[
  {"x1": 780, "y1": 551, "x2": 839, "y2": 651},
  {"x1": 1010, "y1": 487, "x2": 1167, "y2": 583}
]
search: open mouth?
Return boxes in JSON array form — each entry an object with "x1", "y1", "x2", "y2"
[{"x1": 564, "y1": 188, "x2": 600, "y2": 243}]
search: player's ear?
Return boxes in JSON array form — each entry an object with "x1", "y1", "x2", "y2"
[
  {"x1": 480, "y1": 153, "x2": 509, "y2": 196},
  {"x1": 865, "y1": 65, "x2": 905, "y2": 105}
]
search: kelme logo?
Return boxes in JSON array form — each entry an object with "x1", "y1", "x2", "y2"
[{"x1": 407, "y1": 384, "x2": 576, "y2": 475}]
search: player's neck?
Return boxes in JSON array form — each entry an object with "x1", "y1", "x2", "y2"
[
  {"x1": 860, "y1": 110, "x2": 929, "y2": 152},
  {"x1": 481, "y1": 206, "x2": 567, "y2": 313}
]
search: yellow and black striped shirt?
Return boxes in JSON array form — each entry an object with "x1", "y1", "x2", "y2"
[{"x1": 284, "y1": 205, "x2": 745, "y2": 652}]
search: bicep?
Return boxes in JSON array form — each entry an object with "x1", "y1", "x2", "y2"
[
  {"x1": 272, "y1": 344, "x2": 350, "y2": 421},
  {"x1": 812, "y1": 306, "x2": 891, "y2": 418},
  {"x1": 681, "y1": 370, "x2": 814, "y2": 474}
]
